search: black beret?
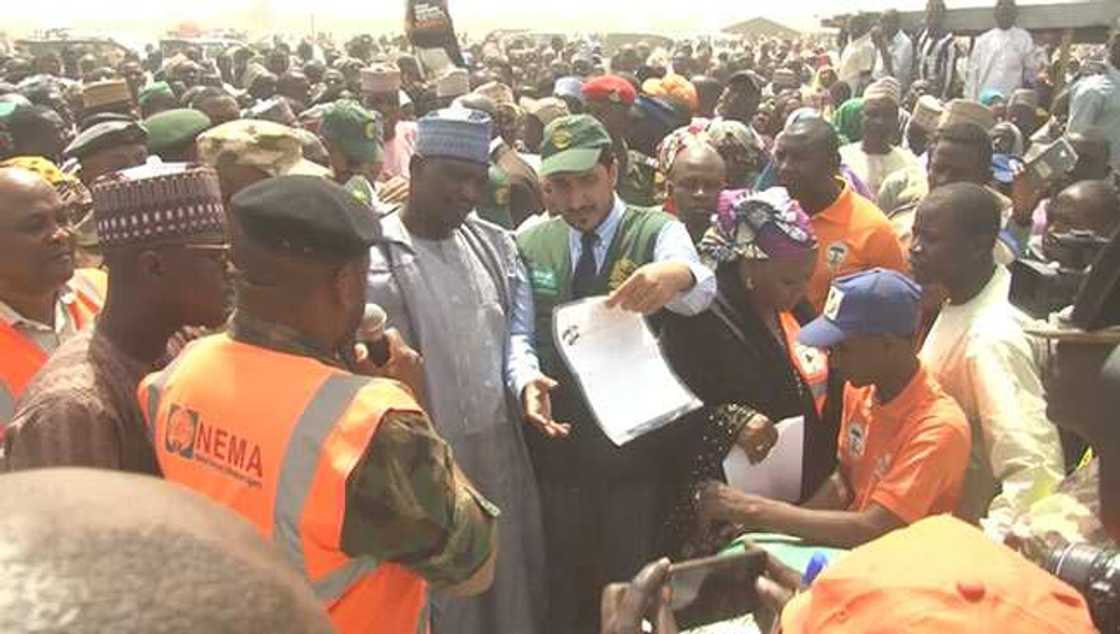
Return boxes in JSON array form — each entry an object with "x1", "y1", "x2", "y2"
[
  {"x1": 64, "y1": 120, "x2": 147, "y2": 159},
  {"x1": 230, "y1": 175, "x2": 381, "y2": 260}
]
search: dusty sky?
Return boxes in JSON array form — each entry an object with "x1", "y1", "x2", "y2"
[{"x1": 2, "y1": 0, "x2": 1066, "y2": 41}]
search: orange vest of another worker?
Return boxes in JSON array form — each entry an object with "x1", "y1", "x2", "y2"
[
  {"x1": 140, "y1": 334, "x2": 428, "y2": 634},
  {"x1": 0, "y1": 274, "x2": 103, "y2": 426},
  {"x1": 779, "y1": 312, "x2": 829, "y2": 415}
]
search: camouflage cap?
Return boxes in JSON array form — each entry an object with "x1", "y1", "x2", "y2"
[
  {"x1": 539, "y1": 114, "x2": 612, "y2": 177},
  {"x1": 196, "y1": 119, "x2": 329, "y2": 179}
]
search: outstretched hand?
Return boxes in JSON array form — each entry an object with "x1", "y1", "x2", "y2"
[{"x1": 606, "y1": 261, "x2": 694, "y2": 315}]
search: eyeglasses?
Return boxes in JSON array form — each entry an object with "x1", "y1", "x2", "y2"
[{"x1": 180, "y1": 244, "x2": 232, "y2": 268}]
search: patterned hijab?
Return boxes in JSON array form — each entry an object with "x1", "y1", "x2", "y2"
[
  {"x1": 657, "y1": 118, "x2": 766, "y2": 186},
  {"x1": 699, "y1": 187, "x2": 817, "y2": 269}
]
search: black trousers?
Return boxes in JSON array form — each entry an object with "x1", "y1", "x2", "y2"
[{"x1": 538, "y1": 474, "x2": 670, "y2": 634}]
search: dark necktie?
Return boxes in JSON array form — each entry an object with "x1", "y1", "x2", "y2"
[{"x1": 571, "y1": 231, "x2": 600, "y2": 299}]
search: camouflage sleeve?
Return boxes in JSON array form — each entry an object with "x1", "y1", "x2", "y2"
[{"x1": 340, "y1": 410, "x2": 500, "y2": 587}]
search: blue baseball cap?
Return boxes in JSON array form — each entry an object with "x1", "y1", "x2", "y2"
[{"x1": 798, "y1": 268, "x2": 923, "y2": 348}]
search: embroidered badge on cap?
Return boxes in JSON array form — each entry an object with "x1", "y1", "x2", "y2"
[
  {"x1": 552, "y1": 128, "x2": 572, "y2": 150},
  {"x1": 823, "y1": 286, "x2": 845, "y2": 321}
]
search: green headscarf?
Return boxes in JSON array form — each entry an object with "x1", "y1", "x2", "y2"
[{"x1": 831, "y1": 98, "x2": 864, "y2": 145}]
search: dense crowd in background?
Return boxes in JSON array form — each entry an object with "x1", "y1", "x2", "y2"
[{"x1": 0, "y1": 0, "x2": 1119, "y2": 632}]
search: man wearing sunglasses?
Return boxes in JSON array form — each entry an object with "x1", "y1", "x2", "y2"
[{"x1": 4, "y1": 163, "x2": 232, "y2": 474}]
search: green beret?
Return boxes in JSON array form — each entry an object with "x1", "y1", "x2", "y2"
[
  {"x1": 144, "y1": 108, "x2": 212, "y2": 154},
  {"x1": 230, "y1": 175, "x2": 382, "y2": 260},
  {"x1": 138, "y1": 81, "x2": 175, "y2": 107}
]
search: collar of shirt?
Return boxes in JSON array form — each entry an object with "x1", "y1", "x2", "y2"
[
  {"x1": 945, "y1": 264, "x2": 1011, "y2": 313},
  {"x1": 0, "y1": 286, "x2": 77, "y2": 335},
  {"x1": 228, "y1": 309, "x2": 343, "y2": 367},
  {"x1": 811, "y1": 178, "x2": 855, "y2": 226},
  {"x1": 377, "y1": 209, "x2": 418, "y2": 255},
  {"x1": 870, "y1": 364, "x2": 933, "y2": 423},
  {"x1": 568, "y1": 194, "x2": 626, "y2": 272}
]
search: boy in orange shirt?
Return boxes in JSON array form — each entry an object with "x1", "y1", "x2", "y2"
[
  {"x1": 772, "y1": 117, "x2": 908, "y2": 312},
  {"x1": 697, "y1": 268, "x2": 971, "y2": 548}
]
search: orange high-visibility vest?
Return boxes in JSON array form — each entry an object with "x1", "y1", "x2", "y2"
[
  {"x1": 0, "y1": 279, "x2": 102, "y2": 428},
  {"x1": 140, "y1": 334, "x2": 429, "y2": 634},
  {"x1": 779, "y1": 312, "x2": 829, "y2": 416}
]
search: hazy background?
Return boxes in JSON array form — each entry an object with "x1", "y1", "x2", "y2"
[{"x1": 1, "y1": 0, "x2": 1072, "y2": 42}]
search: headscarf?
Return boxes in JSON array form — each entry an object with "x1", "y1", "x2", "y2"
[
  {"x1": 699, "y1": 187, "x2": 817, "y2": 269},
  {"x1": 811, "y1": 66, "x2": 837, "y2": 92},
  {"x1": 831, "y1": 97, "x2": 864, "y2": 144},
  {"x1": 656, "y1": 118, "x2": 766, "y2": 186},
  {"x1": 705, "y1": 118, "x2": 767, "y2": 185},
  {"x1": 642, "y1": 74, "x2": 698, "y2": 115},
  {"x1": 656, "y1": 121, "x2": 709, "y2": 177},
  {"x1": 979, "y1": 89, "x2": 1006, "y2": 108}
]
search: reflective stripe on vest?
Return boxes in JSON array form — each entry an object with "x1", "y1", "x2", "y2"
[
  {"x1": 272, "y1": 374, "x2": 380, "y2": 603},
  {"x1": 142, "y1": 336, "x2": 428, "y2": 634},
  {"x1": 0, "y1": 286, "x2": 101, "y2": 429},
  {"x1": 779, "y1": 312, "x2": 829, "y2": 415},
  {"x1": 0, "y1": 382, "x2": 15, "y2": 439},
  {"x1": 0, "y1": 319, "x2": 49, "y2": 427}
]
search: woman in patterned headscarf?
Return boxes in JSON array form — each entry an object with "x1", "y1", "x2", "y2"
[
  {"x1": 656, "y1": 118, "x2": 766, "y2": 196},
  {"x1": 660, "y1": 187, "x2": 839, "y2": 557}
]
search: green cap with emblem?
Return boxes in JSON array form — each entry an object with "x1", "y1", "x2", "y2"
[
  {"x1": 539, "y1": 114, "x2": 612, "y2": 177},
  {"x1": 321, "y1": 99, "x2": 383, "y2": 166}
]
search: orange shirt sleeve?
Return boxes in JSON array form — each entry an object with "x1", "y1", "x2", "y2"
[{"x1": 868, "y1": 409, "x2": 971, "y2": 524}]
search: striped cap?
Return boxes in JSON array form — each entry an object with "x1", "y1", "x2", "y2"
[
  {"x1": 416, "y1": 108, "x2": 492, "y2": 166},
  {"x1": 92, "y1": 163, "x2": 226, "y2": 250}
]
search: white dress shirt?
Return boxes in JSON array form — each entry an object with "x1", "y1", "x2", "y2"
[
  {"x1": 919, "y1": 266, "x2": 1064, "y2": 531},
  {"x1": 965, "y1": 26, "x2": 1041, "y2": 100}
]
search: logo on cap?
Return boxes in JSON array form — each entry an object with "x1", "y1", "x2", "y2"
[
  {"x1": 552, "y1": 128, "x2": 573, "y2": 150},
  {"x1": 609, "y1": 90, "x2": 621, "y2": 103},
  {"x1": 823, "y1": 286, "x2": 846, "y2": 321}
]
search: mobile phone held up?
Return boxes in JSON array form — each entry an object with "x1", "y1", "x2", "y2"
[{"x1": 669, "y1": 549, "x2": 768, "y2": 629}]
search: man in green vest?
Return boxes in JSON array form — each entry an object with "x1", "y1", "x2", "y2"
[{"x1": 516, "y1": 114, "x2": 715, "y2": 634}]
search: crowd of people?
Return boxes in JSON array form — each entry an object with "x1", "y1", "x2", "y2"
[{"x1": 0, "y1": 0, "x2": 1119, "y2": 632}]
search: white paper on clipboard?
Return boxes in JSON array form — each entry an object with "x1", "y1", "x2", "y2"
[
  {"x1": 552, "y1": 296, "x2": 702, "y2": 446},
  {"x1": 722, "y1": 416, "x2": 805, "y2": 503}
]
